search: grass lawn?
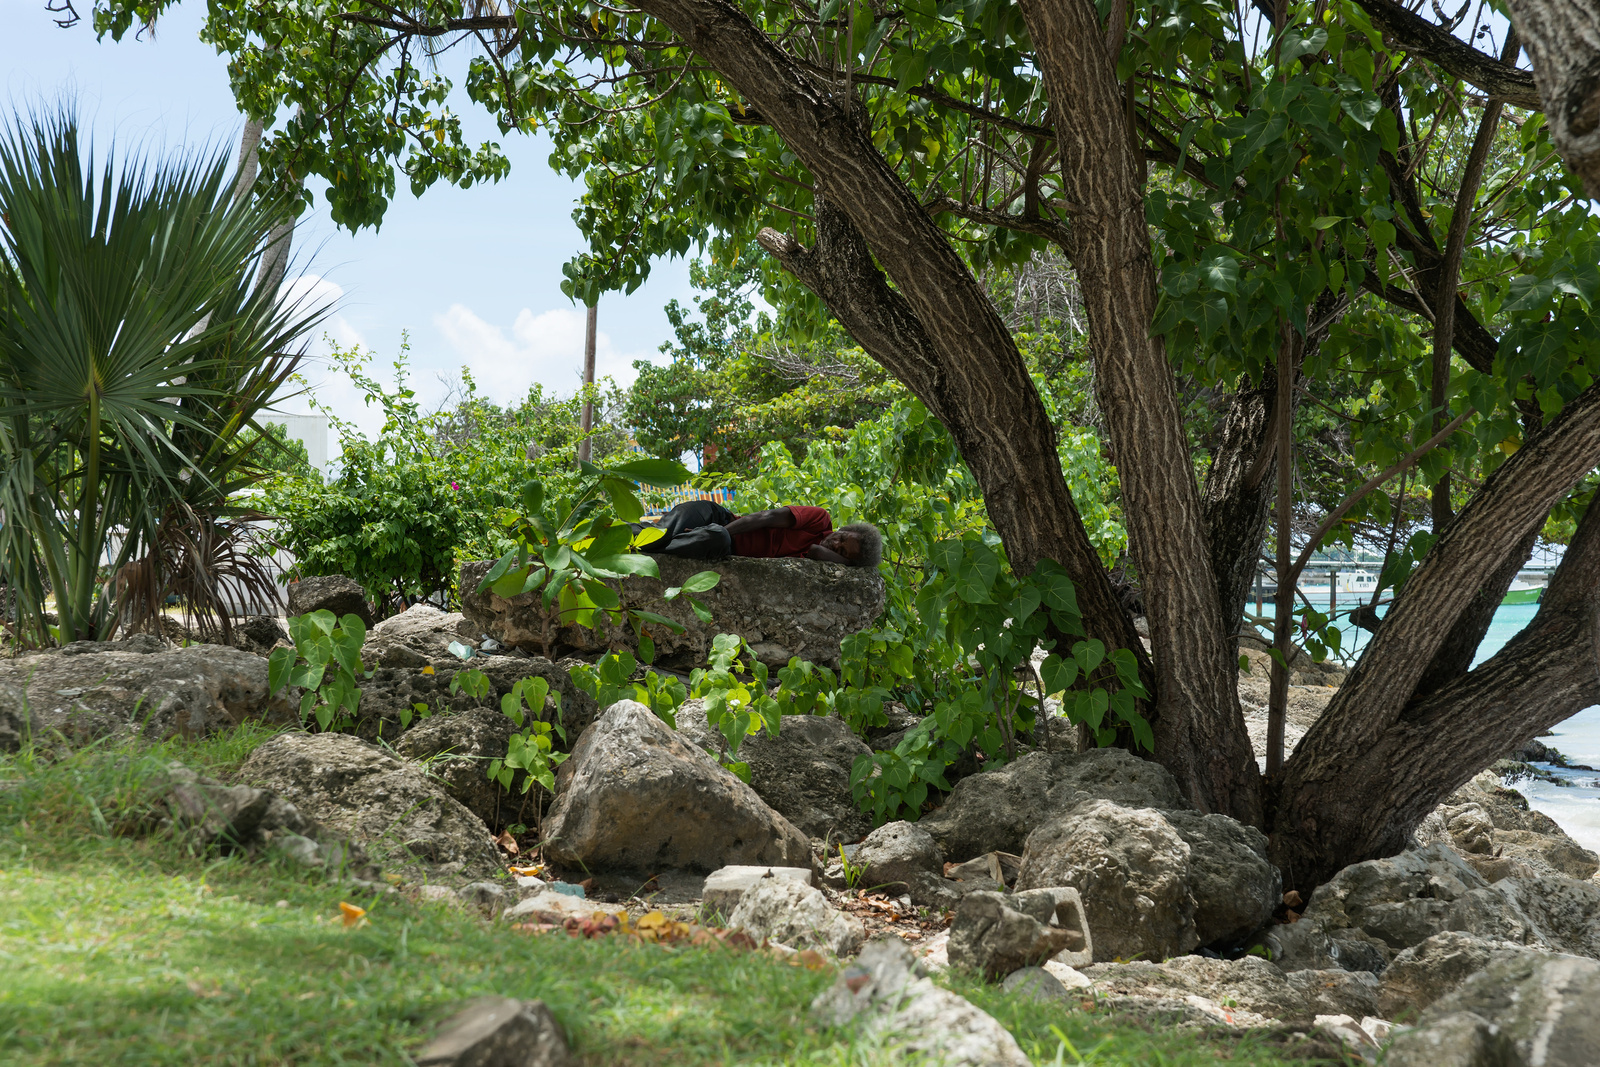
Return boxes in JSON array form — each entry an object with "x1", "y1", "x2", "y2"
[{"x1": 0, "y1": 728, "x2": 1355, "y2": 1065}]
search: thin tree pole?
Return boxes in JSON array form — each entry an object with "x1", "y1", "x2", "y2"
[
  {"x1": 1430, "y1": 30, "x2": 1520, "y2": 531},
  {"x1": 1267, "y1": 325, "x2": 1298, "y2": 776},
  {"x1": 578, "y1": 302, "x2": 598, "y2": 463}
]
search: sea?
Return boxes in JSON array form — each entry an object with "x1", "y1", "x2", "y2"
[{"x1": 1293, "y1": 596, "x2": 1600, "y2": 853}]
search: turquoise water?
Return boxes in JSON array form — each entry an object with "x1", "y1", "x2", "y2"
[
  {"x1": 1323, "y1": 598, "x2": 1600, "y2": 853},
  {"x1": 1262, "y1": 596, "x2": 1600, "y2": 851},
  {"x1": 1472, "y1": 608, "x2": 1600, "y2": 854}
]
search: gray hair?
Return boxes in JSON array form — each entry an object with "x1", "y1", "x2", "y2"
[{"x1": 840, "y1": 522, "x2": 883, "y2": 568}]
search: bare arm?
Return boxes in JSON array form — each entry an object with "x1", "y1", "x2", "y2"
[
  {"x1": 723, "y1": 507, "x2": 796, "y2": 535},
  {"x1": 805, "y1": 543, "x2": 851, "y2": 564}
]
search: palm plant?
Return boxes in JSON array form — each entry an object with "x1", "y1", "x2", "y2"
[{"x1": 0, "y1": 112, "x2": 327, "y2": 647}]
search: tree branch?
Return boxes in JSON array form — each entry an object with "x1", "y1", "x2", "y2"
[{"x1": 1352, "y1": 0, "x2": 1542, "y2": 108}]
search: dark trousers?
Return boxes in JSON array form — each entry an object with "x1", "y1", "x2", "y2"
[{"x1": 639, "y1": 500, "x2": 735, "y2": 560}]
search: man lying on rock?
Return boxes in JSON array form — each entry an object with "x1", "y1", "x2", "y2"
[{"x1": 638, "y1": 500, "x2": 882, "y2": 566}]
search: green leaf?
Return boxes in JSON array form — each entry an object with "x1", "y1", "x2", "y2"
[
  {"x1": 602, "y1": 478, "x2": 645, "y2": 523},
  {"x1": 605, "y1": 457, "x2": 694, "y2": 486},
  {"x1": 492, "y1": 566, "x2": 533, "y2": 598},
  {"x1": 267, "y1": 646, "x2": 296, "y2": 694},
  {"x1": 1039, "y1": 653, "x2": 1079, "y2": 695},
  {"x1": 520, "y1": 478, "x2": 545, "y2": 515},
  {"x1": 481, "y1": 551, "x2": 516, "y2": 590},
  {"x1": 1340, "y1": 95, "x2": 1382, "y2": 130},
  {"x1": 581, "y1": 578, "x2": 621, "y2": 609},
  {"x1": 681, "y1": 570, "x2": 721, "y2": 593},
  {"x1": 583, "y1": 552, "x2": 660, "y2": 578},
  {"x1": 586, "y1": 522, "x2": 635, "y2": 559}
]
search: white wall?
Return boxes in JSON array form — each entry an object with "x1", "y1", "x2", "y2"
[{"x1": 265, "y1": 412, "x2": 330, "y2": 475}]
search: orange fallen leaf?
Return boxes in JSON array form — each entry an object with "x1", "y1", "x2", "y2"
[
  {"x1": 339, "y1": 901, "x2": 367, "y2": 928},
  {"x1": 421, "y1": 665, "x2": 435, "y2": 675},
  {"x1": 509, "y1": 864, "x2": 545, "y2": 877}
]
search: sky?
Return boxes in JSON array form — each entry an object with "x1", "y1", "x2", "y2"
[{"x1": 0, "y1": 0, "x2": 697, "y2": 443}]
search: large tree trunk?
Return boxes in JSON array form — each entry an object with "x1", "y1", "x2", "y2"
[
  {"x1": 755, "y1": 202, "x2": 1143, "y2": 665},
  {"x1": 1015, "y1": 0, "x2": 1261, "y2": 822},
  {"x1": 1269, "y1": 380, "x2": 1600, "y2": 888},
  {"x1": 633, "y1": 0, "x2": 1147, "y2": 674},
  {"x1": 1202, "y1": 378, "x2": 1277, "y2": 635},
  {"x1": 1504, "y1": 0, "x2": 1600, "y2": 198},
  {"x1": 1267, "y1": 499, "x2": 1600, "y2": 888}
]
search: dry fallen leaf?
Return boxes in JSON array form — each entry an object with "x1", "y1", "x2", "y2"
[
  {"x1": 494, "y1": 830, "x2": 519, "y2": 854},
  {"x1": 339, "y1": 901, "x2": 367, "y2": 928}
]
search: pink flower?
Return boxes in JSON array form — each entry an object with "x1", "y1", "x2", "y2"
[{"x1": 450, "y1": 481, "x2": 460, "y2": 491}]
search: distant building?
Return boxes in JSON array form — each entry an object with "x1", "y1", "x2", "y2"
[{"x1": 266, "y1": 412, "x2": 330, "y2": 475}]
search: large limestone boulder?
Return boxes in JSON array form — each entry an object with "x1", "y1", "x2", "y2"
[
  {"x1": 1385, "y1": 952, "x2": 1600, "y2": 1067},
  {"x1": 1491, "y1": 872, "x2": 1600, "y2": 960},
  {"x1": 1163, "y1": 809, "x2": 1281, "y2": 948},
  {"x1": 1015, "y1": 801, "x2": 1196, "y2": 961},
  {"x1": 541, "y1": 700, "x2": 812, "y2": 875},
  {"x1": 1378, "y1": 931, "x2": 1532, "y2": 1018},
  {"x1": 461, "y1": 556, "x2": 885, "y2": 669},
  {"x1": 362, "y1": 602, "x2": 473, "y2": 667},
  {"x1": 916, "y1": 748, "x2": 1190, "y2": 862},
  {"x1": 240, "y1": 732, "x2": 502, "y2": 878},
  {"x1": 394, "y1": 706, "x2": 520, "y2": 828},
  {"x1": 286, "y1": 575, "x2": 373, "y2": 627},
  {"x1": 1081, "y1": 955, "x2": 1377, "y2": 1029},
  {"x1": 1014, "y1": 799, "x2": 1279, "y2": 960},
  {"x1": 0, "y1": 642, "x2": 293, "y2": 744},
  {"x1": 675, "y1": 702, "x2": 873, "y2": 843},
  {"x1": 855, "y1": 821, "x2": 943, "y2": 887},
  {"x1": 1301, "y1": 842, "x2": 1545, "y2": 953},
  {"x1": 1418, "y1": 773, "x2": 1599, "y2": 882}
]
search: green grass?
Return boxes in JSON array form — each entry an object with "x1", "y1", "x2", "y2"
[{"x1": 0, "y1": 729, "x2": 1353, "y2": 1065}]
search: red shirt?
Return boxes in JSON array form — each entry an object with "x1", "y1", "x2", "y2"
[{"x1": 733, "y1": 505, "x2": 832, "y2": 558}]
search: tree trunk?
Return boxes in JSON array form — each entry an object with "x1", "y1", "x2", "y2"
[
  {"x1": 579, "y1": 303, "x2": 597, "y2": 464},
  {"x1": 1016, "y1": 0, "x2": 1261, "y2": 822},
  {"x1": 1269, "y1": 493, "x2": 1600, "y2": 888},
  {"x1": 1504, "y1": 0, "x2": 1600, "y2": 198},
  {"x1": 637, "y1": 2, "x2": 1145, "y2": 689},
  {"x1": 1270, "y1": 379, "x2": 1600, "y2": 888},
  {"x1": 756, "y1": 203, "x2": 1144, "y2": 669},
  {"x1": 1202, "y1": 378, "x2": 1276, "y2": 637}
]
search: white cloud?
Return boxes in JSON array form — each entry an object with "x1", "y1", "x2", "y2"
[
  {"x1": 433, "y1": 303, "x2": 662, "y2": 406},
  {"x1": 282, "y1": 273, "x2": 366, "y2": 356},
  {"x1": 268, "y1": 274, "x2": 383, "y2": 444}
]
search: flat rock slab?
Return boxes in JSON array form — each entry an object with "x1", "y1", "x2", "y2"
[
  {"x1": 702, "y1": 865, "x2": 815, "y2": 915},
  {"x1": 461, "y1": 556, "x2": 884, "y2": 669},
  {"x1": 0, "y1": 642, "x2": 293, "y2": 744}
]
